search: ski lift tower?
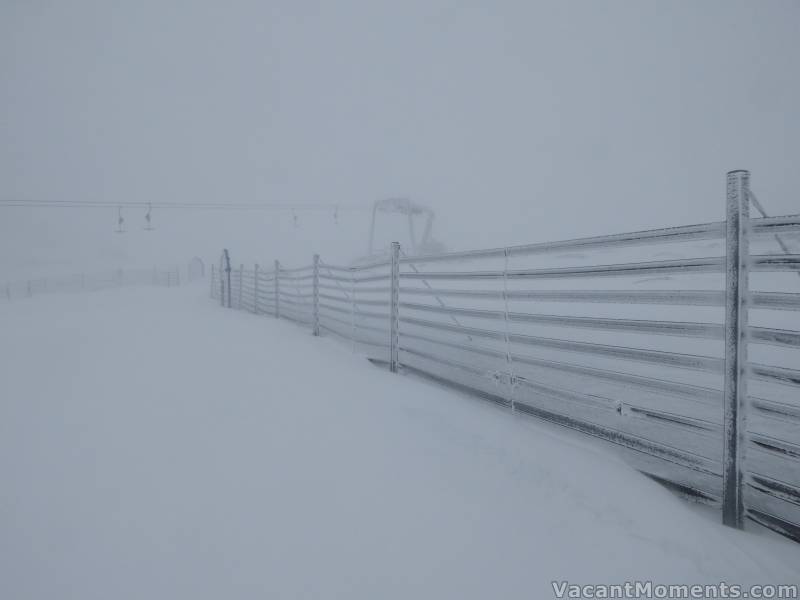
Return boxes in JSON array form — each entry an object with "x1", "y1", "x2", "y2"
[{"x1": 362, "y1": 198, "x2": 445, "y2": 262}]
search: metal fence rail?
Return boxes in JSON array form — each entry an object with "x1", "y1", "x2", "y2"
[
  {"x1": 211, "y1": 170, "x2": 800, "y2": 542},
  {"x1": 3, "y1": 262, "x2": 203, "y2": 302}
]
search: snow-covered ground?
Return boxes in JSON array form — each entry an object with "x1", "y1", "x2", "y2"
[{"x1": 1, "y1": 283, "x2": 799, "y2": 599}]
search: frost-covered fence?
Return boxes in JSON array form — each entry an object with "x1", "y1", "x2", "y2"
[
  {"x1": 3, "y1": 264, "x2": 195, "y2": 301},
  {"x1": 212, "y1": 170, "x2": 800, "y2": 542}
]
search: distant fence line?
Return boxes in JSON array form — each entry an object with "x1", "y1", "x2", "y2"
[
  {"x1": 3, "y1": 257, "x2": 205, "y2": 301},
  {"x1": 212, "y1": 170, "x2": 800, "y2": 543}
]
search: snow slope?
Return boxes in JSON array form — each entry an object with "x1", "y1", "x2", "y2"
[{"x1": 1, "y1": 284, "x2": 798, "y2": 599}]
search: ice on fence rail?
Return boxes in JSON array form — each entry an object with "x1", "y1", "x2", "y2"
[{"x1": 215, "y1": 206, "x2": 800, "y2": 541}]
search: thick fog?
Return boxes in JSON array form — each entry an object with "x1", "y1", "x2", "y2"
[
  {"x1": 4, "y1": 4, "x2": 800, "y2": 597},
  {"x1": 2, "y1": 0, "x2": 798, "y2": 276}
]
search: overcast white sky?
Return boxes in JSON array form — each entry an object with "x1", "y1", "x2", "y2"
[{"x1": 1, "y1": 0, "x2": 798, "y2": 274}]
